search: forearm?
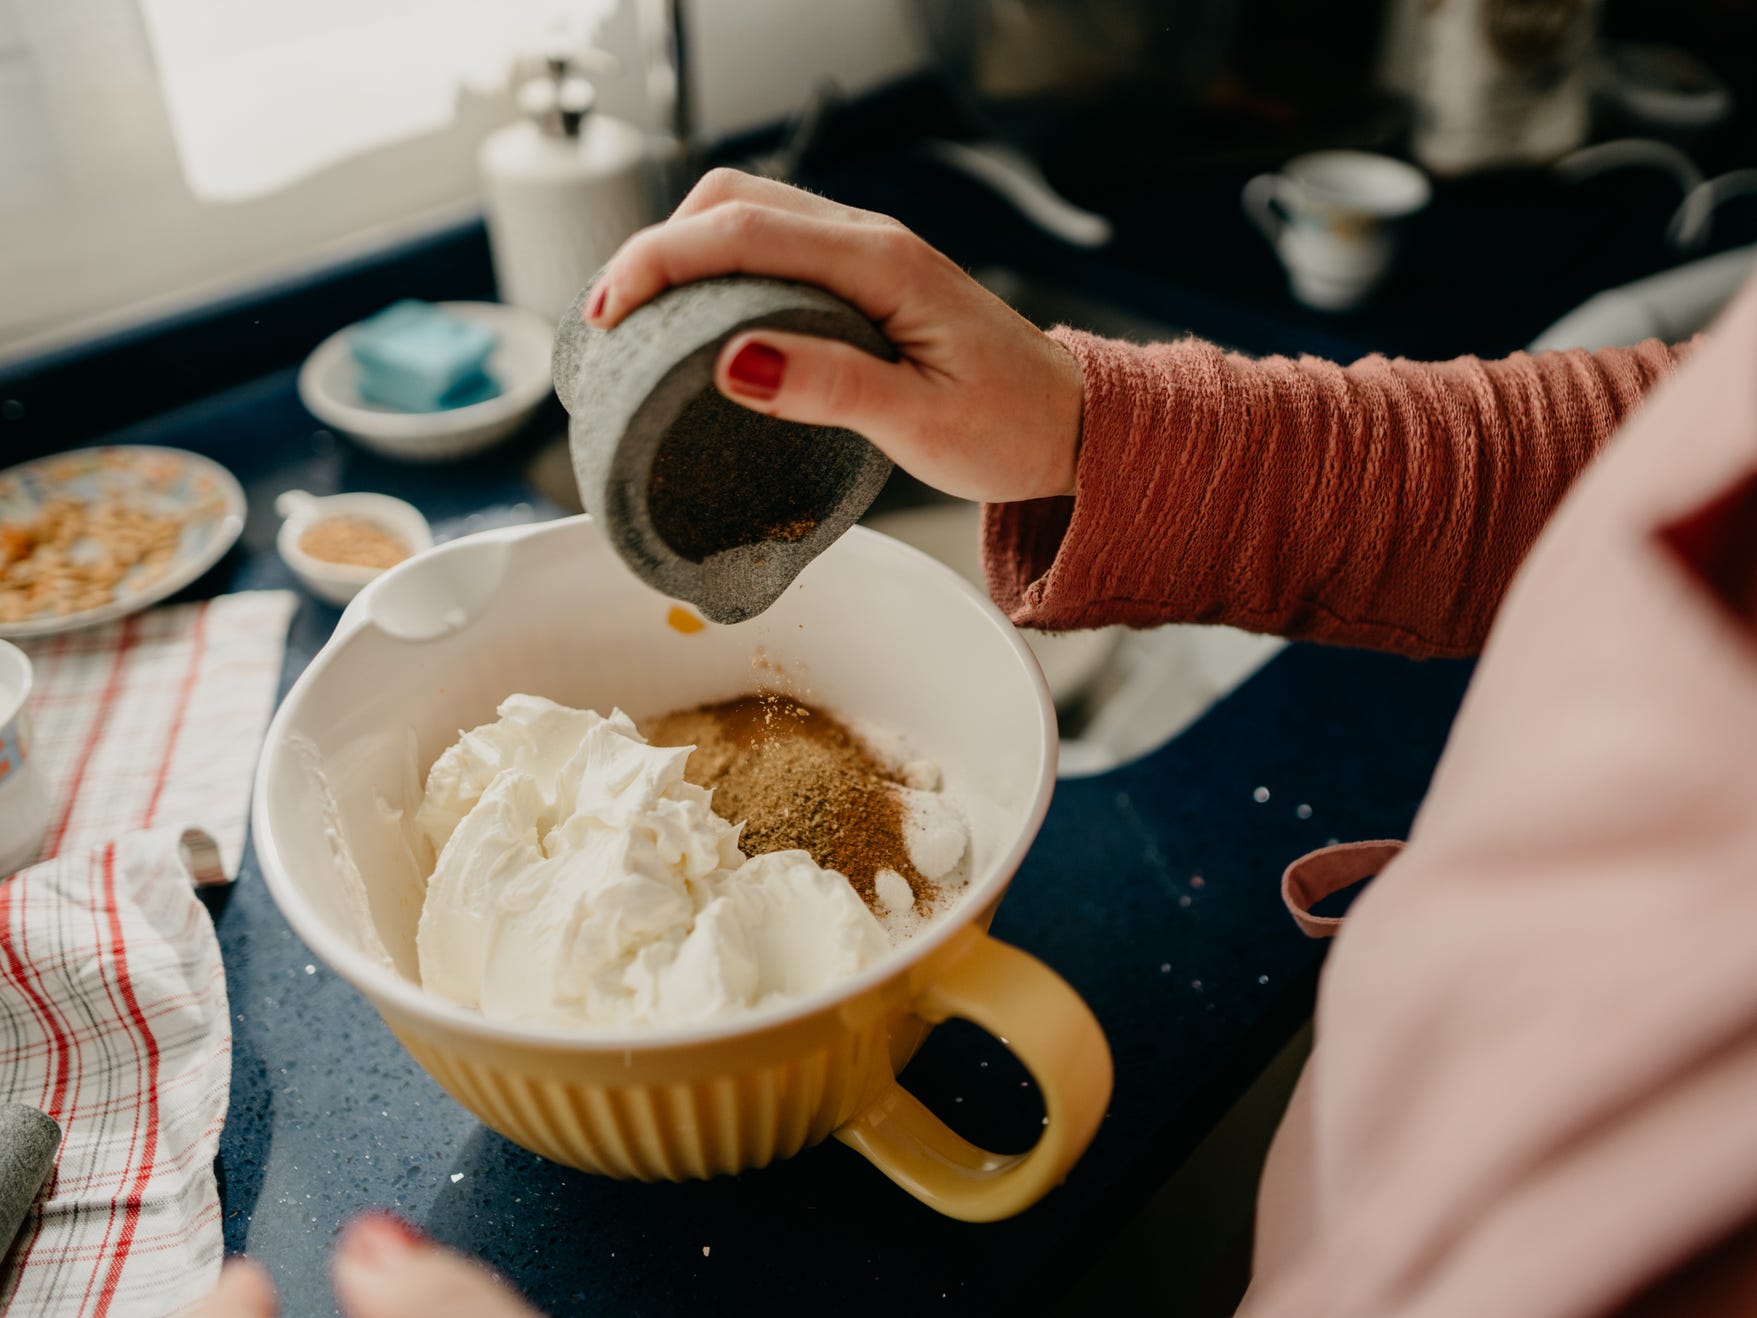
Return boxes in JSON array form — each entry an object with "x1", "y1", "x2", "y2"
[{"x1": 983, "y1": 330, "x2": 1689, "y2": 657}]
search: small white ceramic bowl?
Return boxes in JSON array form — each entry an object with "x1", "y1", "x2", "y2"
[
  {"x1": 297, "y1": 301, "x2": 555, "y2": 462},
  {"x1": 275, "y1": 489, "x2": 434, "y2": 606}
]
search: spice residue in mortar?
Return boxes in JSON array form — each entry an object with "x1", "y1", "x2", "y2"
[
  {"x1": 647, "y1": 694, "x2": 935, "y2": 915},
  {"x1": 644, "y1": 389, "x2": 840, "y2": 562}
]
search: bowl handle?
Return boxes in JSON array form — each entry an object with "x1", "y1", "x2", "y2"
[{"x1": 833, "y1": 929, "x2": 1112, "y2": 1221}]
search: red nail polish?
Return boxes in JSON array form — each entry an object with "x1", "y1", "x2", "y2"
[
  {"x1": 726, "y1": 342, "x2": 784, "y2": 399},
  {"x1": 586, "y1": 285, "x2": 608, "y2": 321},
  {"x1": 341, "y1": 1212, "x2": 426, "y2": 1265}
]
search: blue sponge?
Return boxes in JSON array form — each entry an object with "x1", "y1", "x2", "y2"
[{"x1": 350, "y1": 301, "x2": 502, "y2": 413}]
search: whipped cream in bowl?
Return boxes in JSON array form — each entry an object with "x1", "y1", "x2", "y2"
[
  {"x1": 413, "y1": 695, "x2": 911, "y2": 1030},
  {"x1": 251, "y1": 513, "x2": 1108, "y2": 1220}
]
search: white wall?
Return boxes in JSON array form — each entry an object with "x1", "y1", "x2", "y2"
[
  {"x1": 691, "y1": 0, "x2": 925, "y2": 136},
  {"x1": 0, "y1": 0, "x2": 924, "y2": 364}
]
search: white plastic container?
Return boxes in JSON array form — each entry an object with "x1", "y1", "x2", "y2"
[
  {"x1": 1405, "y1": 0, "x2": 1600, "y2": 174},
  {"x1": 480, "y1": 62, "x2": 659, "y2": 326},
  {"x1": 0, "y1": 640, "x2": 50, "y2": 875}
]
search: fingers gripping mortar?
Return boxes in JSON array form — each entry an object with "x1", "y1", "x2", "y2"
[{"x1": 552, "y1": 276, "x2": 896, "y2": 624}]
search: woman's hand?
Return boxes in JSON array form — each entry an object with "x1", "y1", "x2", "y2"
[
  {"x1": 584, "y1": 170, "x2": 1084, "y2": 504},
  {"x1": 189, "y1": 1214, "x2": 545, "y2": 1318}
]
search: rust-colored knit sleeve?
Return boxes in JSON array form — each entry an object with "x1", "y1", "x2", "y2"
[{"x1": 982, "y1": 331, "x2": 1690, "y2": 658}]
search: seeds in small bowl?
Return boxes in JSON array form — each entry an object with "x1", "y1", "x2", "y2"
[{"x1": 297, "y1": 517, "x2": 411, "y2": 570}]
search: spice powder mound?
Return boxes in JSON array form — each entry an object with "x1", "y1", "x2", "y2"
[
  {"x1": 298, "y1": 516, "x2": 411, "y2": 569},
  {"x1": 646, "y1": 694, "x2": 934, "y2": 915}
]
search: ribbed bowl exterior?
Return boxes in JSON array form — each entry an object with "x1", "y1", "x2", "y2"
[{"x1": 388, "y1": 1010, "x2": 931, "y2": 1180}]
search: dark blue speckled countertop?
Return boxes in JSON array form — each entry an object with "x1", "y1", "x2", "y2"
[
  {"x1": 76, "y1": 371, "x2": 1472, "y2": 1316},
  {"x1": 0, "y1": 124, "x2": 1550, "y2": 1309}
]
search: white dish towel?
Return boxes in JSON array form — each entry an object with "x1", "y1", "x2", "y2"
[{"x1": 1, "y1": 590, "x2": 295, "y2": 1317}]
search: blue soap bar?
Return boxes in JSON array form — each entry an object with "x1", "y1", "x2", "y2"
[{"x1": 349, "y1": 301, "x2": 499, "y2": 412}]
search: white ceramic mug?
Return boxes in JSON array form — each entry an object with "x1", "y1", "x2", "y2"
[
  {"x1": 1242, "y1": 151, "x2": 1432, "y2": 311},
  {"x1": 0, "y1": 640, "x2": 51, "y2": 876}
]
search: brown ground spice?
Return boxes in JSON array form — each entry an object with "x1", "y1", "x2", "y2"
[
  {"x1": 298, "y1": 516, "x2": 410, "y2": 569},
  {"x1": 644, "y1": 388, "x2": 831, "y2": 563},
  {"x1": 646, "y1": 693, "x2": 934, "y2": 915},
  {"x1": 759, "y1": 513, "x2": 818, "y2": 543}
]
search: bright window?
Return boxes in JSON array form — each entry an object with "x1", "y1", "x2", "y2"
[{"x1": 136, "y1": 0, "x2": 616, "y2": 201}]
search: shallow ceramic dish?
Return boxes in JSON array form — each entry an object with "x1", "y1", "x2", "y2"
[
  {"x1": 275, "y1": 489, "x2": 434, "y2": 606},
  {"x1": 0, "y1": 445, "x2": 246, "y2": 639},
  {"x1": 252, "y1": 514, "x2": 1112, "y2": 1221},
  {"x1": 298, "y1": 301, "x2": 554, "y2": 462}
]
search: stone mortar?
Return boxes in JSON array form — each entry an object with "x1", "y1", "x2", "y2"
[
  {"x1": 552, "y1": 275, "x2": 895, "y2": 624},
  {"x1": 0, "y1": 1103, "x2": 59, "y2": 1259}
]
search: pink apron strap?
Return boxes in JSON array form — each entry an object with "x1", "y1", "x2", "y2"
[{"x1": 1281, "y1": 840, "x2": 1406, "y2": 938}]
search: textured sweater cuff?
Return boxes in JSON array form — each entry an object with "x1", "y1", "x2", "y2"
[
  {"x1": 982, "y1": 327, "x2": 1187, "y2": 630},
  {"x1": 981, "y1": 326, "x2": 1693, "y2": 648}
]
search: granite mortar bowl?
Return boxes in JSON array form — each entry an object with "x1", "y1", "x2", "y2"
[
  {"x1": 553, "y1": 276, "x2": 896, "y2": 625},
  {"x1": 251, "y1": 515, "x2": 1113, "y2": 1221}
]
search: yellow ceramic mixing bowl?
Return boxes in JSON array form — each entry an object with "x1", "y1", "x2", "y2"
[{"x1": 252, "y1": 515, "x2": 1111, "y2": 1221}]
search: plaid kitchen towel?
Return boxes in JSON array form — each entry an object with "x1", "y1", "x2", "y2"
[
  {"x1": 18, "y1": 591, "x2": 296, "y2": 877},
  {"x1": 0, "y1": 831, "x2": 230, "y2": 1318},
  {"x1": 1, "y1": 591, "x2": 295, "y2": 1316}
]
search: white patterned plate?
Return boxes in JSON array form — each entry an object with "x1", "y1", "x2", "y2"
[{"x1": 0, "y1": 446, "x2": 247, "y2": 638}]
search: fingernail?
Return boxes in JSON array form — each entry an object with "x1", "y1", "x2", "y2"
[
  {"x1": 726, "y1": 341, "x2": 784, "y2": 400},
  {"x1": 339, "y1": 1212, "x2": 426, "y2": 1267},
  {"x1": 586, "y1": 284, "x2": 609, "y2": 322}
]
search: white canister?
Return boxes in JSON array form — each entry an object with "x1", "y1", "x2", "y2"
[
  {"x1": 480, "y1": 68, "x2": 660, "y2": 326},
  {"x1": 1406, "y1": 0, "x2": 1602, "y2": 175},
  {"x1": 0, "y1": 640, "x2": 51, "y2": 876}
]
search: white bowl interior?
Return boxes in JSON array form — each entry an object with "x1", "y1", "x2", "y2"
[
  {"x1": 255, "y1": 517, "x2": 1055, "y2": 1038},
  {"x1": 863, "y1": 502, "x2": 1121, "y2": 704}
]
